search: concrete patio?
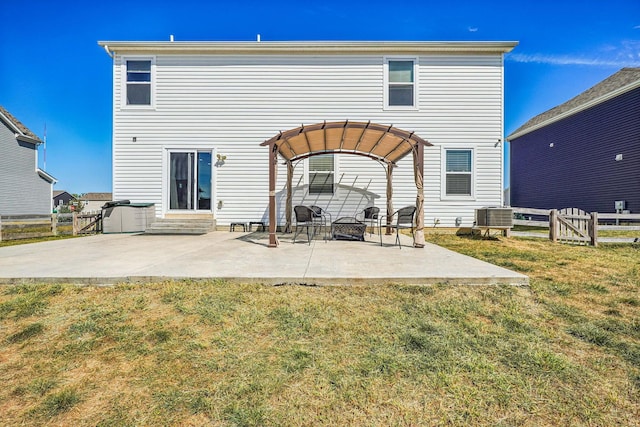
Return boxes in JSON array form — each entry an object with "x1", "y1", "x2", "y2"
[{"x1": 0, "y1": 231, "x2": 528, "y2": 286}]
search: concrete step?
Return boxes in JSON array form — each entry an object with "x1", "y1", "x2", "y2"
[{"x1": 145, "y1": 218, "x2": 216, "y2": 235}]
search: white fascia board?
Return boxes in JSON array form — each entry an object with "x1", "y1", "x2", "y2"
[
  {"x1": 508, "y1": 79, "x2": 640, "y2": 140},
  {"x1": 37, "y1": 168, "x2": 57, "y2": 183},
  {"x1": 0, "y1": 111, "x2": 42, "y2": 145},
  {"x1": 98, "y1": 40, "x2": 518, "y2": 56},
  {"x1": 17, "y1": 134, "x2": 42, "y2": 145}
]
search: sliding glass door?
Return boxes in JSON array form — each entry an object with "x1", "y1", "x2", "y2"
[{"x1": 169, "y1": 151, "x2": 212, "y2": 211}]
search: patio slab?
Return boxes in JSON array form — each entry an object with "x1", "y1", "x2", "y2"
[{"x1": 0, "y1": 231, "x2": 528, "y2": 286}]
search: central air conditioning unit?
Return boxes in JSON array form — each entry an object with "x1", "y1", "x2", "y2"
[{"x1": 475, "y1": 207, "x2": 513, "y2": 227}]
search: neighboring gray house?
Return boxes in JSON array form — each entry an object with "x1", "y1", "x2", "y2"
[{"x1": 0, "y1": 106, "x2": 56, "y2": 215}]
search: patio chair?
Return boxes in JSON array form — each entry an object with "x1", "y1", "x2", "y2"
[
  {"x1": 293, "y1": 205, "x2": 317, "y2": 245},
  {"x1": 310, "y1": 205, "x2": 332, "y2": 241},
  {"x1": 379, "y1": 206, "x2": 416, "y2": 249},
  {"x1": 356, "y1": 206, "x2": 380, "y2": 236}
]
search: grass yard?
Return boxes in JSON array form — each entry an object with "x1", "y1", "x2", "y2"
[{"x1": 0, "y1": 236, "x2": 639, "y2": 426}]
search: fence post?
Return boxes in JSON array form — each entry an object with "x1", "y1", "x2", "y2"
[
  {"x1": 549, "y1": 209, "x2": 558, "y2": 243},
  {"x1": 51, "y1": 213, "x2": 57, "y2": 236},
  {"x1": 72, "y1": 212, "x2": 78, "y2": 236},
  {"x1": 590, "y1": 212, "x2": 598, "y2": 247}
]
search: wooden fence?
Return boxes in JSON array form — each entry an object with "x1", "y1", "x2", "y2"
[
  {"x1": 511, "y1": 207, "x2": 640, "y2": 246},
  {"x1": 0, "y1": 212, "x2": 102, "y2": 242}
]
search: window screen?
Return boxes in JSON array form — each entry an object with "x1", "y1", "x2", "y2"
[
  {"x1": 309, "y1": 154, "x2": 334, "y2": 194},
  {"x1": 446, "y1": 150, "x2": 472, "y2": 196}
]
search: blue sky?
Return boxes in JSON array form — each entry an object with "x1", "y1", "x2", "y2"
[{"x1": 1, "y1": 0, "x2": 639, "y2": 194}]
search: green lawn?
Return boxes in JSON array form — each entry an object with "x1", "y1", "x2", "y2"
[{"x1": 0, "y1": 235, "x2": 638, "y2": 426}]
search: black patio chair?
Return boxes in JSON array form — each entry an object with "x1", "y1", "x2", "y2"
[
  {"x1": 310, "y1": 205, "x2": 332, "y2": 241},
  {"x1": 356, "y1": 206, "x2": 380, "y2": 236},
  {"x1": 293, "y1": 205, "x2": 316, "y2": 245},
  {"x1": 379, "y1": 206, "x2": 417, "y2": 249}
]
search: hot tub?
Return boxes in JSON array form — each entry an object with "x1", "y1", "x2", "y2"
[{"x1": 102, "y1": 200, "x2": 155, "y2": 233}]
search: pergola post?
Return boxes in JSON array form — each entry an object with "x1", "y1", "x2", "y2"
[
  {"x1": 268, "y1": 143, "x2": 279, "y2": 247},
  {"x1": 385, "y1": 164, "x2": 394, "y2": 235},
  {"x1": 284, "y1": 160, "x2": 293, "y2": 233},
  {"x1": 413, "y1": 144, "x2": 425, "y2": 248}
]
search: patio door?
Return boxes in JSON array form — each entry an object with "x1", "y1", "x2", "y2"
[{"x1": 169, "y1": 150, "x2": 212, "y2": 211}]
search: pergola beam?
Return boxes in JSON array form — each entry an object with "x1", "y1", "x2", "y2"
[{"x1": 353, "y1": 121, "x2": 371, "y2": 153}]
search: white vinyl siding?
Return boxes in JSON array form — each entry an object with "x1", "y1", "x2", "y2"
[{"x1": 112, "y1": 53, "x2": 504, "y2": 227}]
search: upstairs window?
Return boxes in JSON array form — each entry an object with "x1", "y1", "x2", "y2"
[
  {"x1": 445, "y1": 149, "x2": 473, "y2": 196},
  {"x1": 126, "y1": 60, "x2": 152, "y2": 105},
  {"x1": 387, "y1": 60, "x2": 415, "y2": 107},
  {"x1": 308, "y1": 154, "x2": 334, "y2": 195}
]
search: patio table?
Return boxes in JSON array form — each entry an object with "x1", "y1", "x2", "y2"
[{"x1": 331, "y1": 217, "x2": 366, "y2": 241}]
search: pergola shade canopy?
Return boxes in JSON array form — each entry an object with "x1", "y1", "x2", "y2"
[
  {"x1": 262, "y1": 121, "x2": 429, "y2": 248},
  {"x1": 261, "y1": 121, "x2": 431, "y2": 164}
]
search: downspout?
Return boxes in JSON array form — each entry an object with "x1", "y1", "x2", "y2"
[{"x1": 103, "y1": 45, "x2": 114, "y2": 59}]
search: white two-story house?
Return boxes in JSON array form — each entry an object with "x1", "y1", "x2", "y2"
[{"x1": 99, "y1": 40, "x2": 516, "y2": 233}]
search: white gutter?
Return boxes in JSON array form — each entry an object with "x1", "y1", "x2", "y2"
[
  {"x1": 97, "y1": 40, "x2": 518, "y2": 55},
  {"x1": 16, "y1": 134, "x2": 42, "y2": 145},
  {"x1": 37, "y1": 169, "x2": 57, "y2": 184},
  {"x1": 0, "y1": 111, "x2": 42, "y2": 145}
]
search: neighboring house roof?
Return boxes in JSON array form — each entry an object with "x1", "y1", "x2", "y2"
[
  {"x1": 0, "y1": 105, "x2": 42, "y2": 144},
  {"x1": 508, "y1": 67, "x2": 640, "y2": 140},
  {"x1": 99, "y1": 40, "x2": 518, "y2": 56},
  {"x1": 79, "y1": 192, "x2": 112, "y2": 201},
  {"x1": 53, "y1": 190, "x2": 75, "y2": 200}
]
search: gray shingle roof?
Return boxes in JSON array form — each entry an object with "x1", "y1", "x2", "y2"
[
  {"x1": 508, "y1": 67, "x2": 640, "y2": 140},
  {"x1": 0, "y1": 105, "x2": 42, "y2": 142}
]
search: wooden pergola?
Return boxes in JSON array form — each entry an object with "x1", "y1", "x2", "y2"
[{"x1": 260, "y1": 120, "x2": 431, "y2": 248}]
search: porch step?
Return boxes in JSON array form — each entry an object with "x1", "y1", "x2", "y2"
[{"x1": 145, "y1": 218, "x2": 216, "y2": 235}]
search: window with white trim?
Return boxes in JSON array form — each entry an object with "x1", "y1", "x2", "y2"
[
  {"x1": 308, "y1": 154, "x2": 334, "y2": 194},
  {"x1": 126, "y1": 59, "x2": 152, "y2": 105},
  {"x1": 445, "y1": 149, "x2": 473, "y2": 196},
  {"x1": 387, "y1": 59, "x2": 415, "y2": 107}
]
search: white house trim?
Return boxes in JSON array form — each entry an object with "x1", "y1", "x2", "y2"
[
  {"x1": 161, "y1": 145, "x2": 216, "y2": 217},
  {"x1": 440, "y1": 146, "x2": 477, "y2": 201},
  {"x1": 99, "y1": 41, "x2": 518, "y2": 56},
  {"x1": 383, "y1": 56, "x2": 419, "y2": 111},
  {"x1": 120, "y1": 56, "x2": 157, "y2": 110}
]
